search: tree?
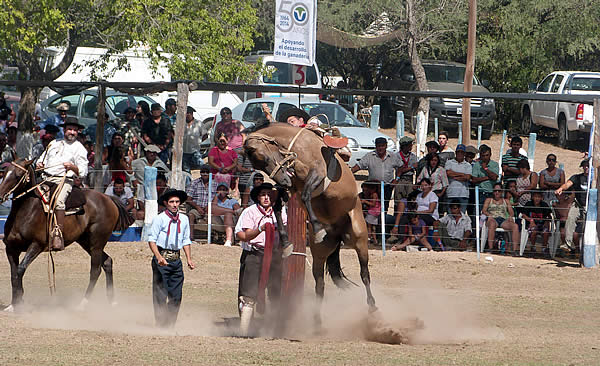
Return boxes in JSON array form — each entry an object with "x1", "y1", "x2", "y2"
[{"x1": 0, "y1": 0, "x2": 258, "y2": 157}]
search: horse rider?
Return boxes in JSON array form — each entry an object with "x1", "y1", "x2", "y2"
[
  {"x1": 148, "y1": 188, "x2": 195, "y2": 328},
  {"x1": 235, "y1": 182, "x2": 286, "y2": 317},
  {"x1": 36, "y1": 116, "x2": 88, "y2": 251}
]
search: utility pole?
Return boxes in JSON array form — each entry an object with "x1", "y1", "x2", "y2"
[{"x1": 462, "y1": 0, "x2": 477, "y2": 145}]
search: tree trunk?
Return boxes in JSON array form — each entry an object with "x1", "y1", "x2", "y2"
[{"x1": 16, "y1": 86, "x2": 40, "y2": 159}]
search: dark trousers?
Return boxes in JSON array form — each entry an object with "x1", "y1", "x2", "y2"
[
  {"x1": 238, "y1": 248, "x2": 282, "y2": 310},
  {"x1": 152, "y1": 256, "x2": 184, "y2": 328}
]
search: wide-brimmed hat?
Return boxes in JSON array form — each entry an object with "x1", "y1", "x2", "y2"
[
  {"x1": 56, "y1": 102, "x2": 70, "y2": 112},
  {"x1": 44, "y1": 124, "x2": 60, "y2": 134},
  {"x1": 465, "y1": 145, "x2": 479, "y2": 155},
  {"x1": 425, "y1": 140, "x2": 440, "y2": 150},
  {"x1": 250, "y1": 182, "x2": 278, "y2": 204},
  {"x1": 58, "y1": 116, "x2": 85, "y2": 129},
  {"x1": 144, "y1": 144, "x2": 161, "y2": 153},
  {"x1": 159, "y1": 188, "x2": 187, "y2": 204},
  {"x1": 278, "y1": 107, "x2": 310, "y2": 124}
]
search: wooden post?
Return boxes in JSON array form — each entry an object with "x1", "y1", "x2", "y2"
[
  {"x1": 461, "y1": 0, "x2": 477, "y2": 146},
  {"x1": 281, "y1": 194, "x2": 306, "y2": 323},
  {"x1": 594, "y1": 98, "x2": 600, "y2": 266},
  {"x1": 170, "y1": 82, "x2": 189, "y2": 190},
  {"x1": 93, "y1": 83, "x2": 106, "y2": 191}
]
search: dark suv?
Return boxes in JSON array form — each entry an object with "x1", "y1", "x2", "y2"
[{"x1": 378, "y1": 60, "x2": 496, "y2": 138}]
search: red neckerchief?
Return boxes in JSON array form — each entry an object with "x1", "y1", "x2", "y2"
[
  {"x1": 164, "y1": 209, "x2": 180, "y2": 236},
  {"x1": 400, "y1": 151, "x2": 410, "y2": 166},
  {"x1": 256, "y1": 204, "x2": 275, "y2": 228}
]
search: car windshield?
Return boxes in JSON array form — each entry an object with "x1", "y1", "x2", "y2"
[
  {"x1": 424, "y1": 64, "x2": 479, "y2": 85},
  {"x1": 301, "y1": 103, "x2": 363, "y2": 127}
]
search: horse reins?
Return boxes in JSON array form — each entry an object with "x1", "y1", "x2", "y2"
[{"x1": 248, "y1": 128, "x2": 306, "y2": 180}]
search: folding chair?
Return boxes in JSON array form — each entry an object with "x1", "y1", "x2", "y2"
[{"x1": 480, "y1": 215, "x2": 512, "y2": 253}]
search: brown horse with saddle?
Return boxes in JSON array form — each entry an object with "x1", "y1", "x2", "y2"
[
  {"x1": 0, "y1": 158, "x2": 133, "y2": 311},
  {"x1": 243, "y1": 122, "x2": 376, "y2": 327}
]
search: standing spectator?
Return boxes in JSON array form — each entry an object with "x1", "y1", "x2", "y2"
[
  {"x1": 416, "y1": 140, "x2": 440, "y2": 176},
  {"x1": 482, "y1": 182, "x2": 520, "y2": 254},
  {"x1": 351, "y1": 137, "x2": 400, "y2": 211},
  {"x1": 105, "y1": 177, "x2": 134, "y2": 213},
  {"x1": 0, "y1": 92, "x2": 16, "y2": 131},
  {"x1": 439, "y1": 199, "x2": 472, "y2": 250},
  {"x1": 211, "y1": 182, "x2": 241, "y2": 247},
  {"x1": 394, "y1": 136, "x2": 418, "y2": 204},
  {"x1": 515, "y1": 159, "x2": 538, "y2": 207},
  {"x1": 214, "y1": 107, "x2": 244, "y2": 150},
  {"x1": 208, "y1": 133, "x2": 238, "y2": 186},
  {"x1": 0, "y1": 132, "x2": 16, "y2": 164},
  {"x1": 555, "y1": 159, "x2": 589, "y2": 252},
  {"x1": 520, "y1": 189, "x2": 552, "y2": 255},
  {"x1": 148, "y1": 189, "x2": 195, "y2": 328},
  {"x1": 164, "y1": 98, "x2": 177, "y2": 126},
  {"x1": 6, "y1": 125, "x2": 17, "y2": 151},
  {"x1": 108, "y1": 145, "x2": 133, "y2": 184},
  {"x1": 416, "y1": 152, "x2": 448, "y2": 199},
  {"x1": 185, "y1": 165, "x2": 217, "y2": 224},
  {"x1": 437, "y1": 131, "x2": 454, "y2": 167},
  {"x1": 237, "y1": 149, "x2": 256, "y2": 204},
  {"x1": 103, "y1": 132, "x2": 132, "y2": 164},
  {"x1": 32, "y1": 125, "x2": 59, "y2": 160},
  {"x1": 504, "y1": 134, "x2": 528, "y2": 157},
  {"x1": 445, "y1": 144, "x2": 472, "y2": 213},
  {"x1": 39, "y1": 101, "x2": 68, "y2": 139},
  {"x1": 137, "y1": 100, "x2": 151, "y2": 129},
  {"x1": 142, "y1": 103, "x2": 172, "y2": 164},
  {"x1": 120, "y1": 107, "x2": 143, "y2": 159},
  {"x1": 465, "y1": 145, "x2": 478, "y2": 164},
  {"x1": 501, "y1": 136, "x2": 527, "y2": 182},
  {"x1": 84, "y1": 113, "x2": 117, "y2": 148},
  {"x1": 182, "y1": 106, "x2": 205, "y2": 172},
  {"x1": 361, "y1": 182, "x2": 381, "y2": 245},
  {"x1": 471, "y1": 144, "x2": 500, "y2": 208},
  {"x1": 539, "y1": 153, "x2": 565, "y2": 204},
  {"x1": 131, "y1": 144, "x2": 169, "y2": 200}
]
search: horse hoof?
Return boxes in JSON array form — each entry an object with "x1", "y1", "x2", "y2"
[
  {"x1": 76, "y1": 298, "x2": 89, "y2": 311},
  {"x1": 3, "y1": 304, "x2": 14, "y2": 313},
  {"x1": 282, "y1": 244, "x2": 294, "y2": 258},
  {"x1": 314, "y1": 229, "x2": 327, "y2": 243}
]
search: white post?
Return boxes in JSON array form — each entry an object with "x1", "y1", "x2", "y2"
[
  {"x1": 141, "y1": 166, "x2": 158, "y2": 241},
  {"x1": 458, "y1": 122, "x2": 463, "y2": 145},
  {"x1": 477, "y1": 125, "x2": 482, "y2": 148},
  {"x1": 528, "y1": 132, "x2": 537, "y2": 172},
  {"x1": 207, "y1": 172, "x2": 213, "y2": 244},
  {"x1": 396, "y1": 111, "x2": 404, "y2": 151},
  {"x1": 371, "y1": 105, "x2": 380, "y2": 130},
  {"x1": 434, "y1": 117, "x2": 439, "y2": 141},
  {"x1": 499, "y1": 130, "x2": 507, "y2": 178},
  {"x1": 475, "y1": 186, "x2": 480, "y2": 261},
  {"x1": 380, "y1": 181, "x2": 386, "y2": 257}
]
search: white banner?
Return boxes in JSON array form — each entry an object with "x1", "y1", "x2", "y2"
[{"x1": 273, "y1": 0, "x2": 317, "y2": 67}]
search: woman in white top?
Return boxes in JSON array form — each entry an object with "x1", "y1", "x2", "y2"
[
  {"x1": 417, "y1": 152, "x2": 448, "y2": 198},
  {"x1": 415, "y1": 177, "x2": 441, "y2": 245}
]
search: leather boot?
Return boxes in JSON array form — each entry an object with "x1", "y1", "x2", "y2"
[{"x1": 51, "y1": 210, "x2": 65, "y2": 251}]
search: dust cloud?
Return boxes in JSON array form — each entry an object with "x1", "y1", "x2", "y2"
[{"x1": 12, "y1": 280, "x2": 503, "y2": 345}]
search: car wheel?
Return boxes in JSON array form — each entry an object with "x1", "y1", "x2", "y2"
[
  {"x1": 521, "y1": 109, "x2": 536, "y2": 134},
  {"x1": 558, "y1": 116, "x2": 569, "y2": 148}
]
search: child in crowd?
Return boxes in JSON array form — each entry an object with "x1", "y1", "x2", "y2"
[
  {"x1": 520, "y1": 189, "x2": 552, "y2": 254},
  {"x1": 505, "y1": 180, "x2": 519, "y2": 208},
  {"x1": 553, "y1": 191, "x2": 576, "y2": 251},
  {"x1": 391, "y1": 213, "x2": 433, "y2": 251},
  {"x1": 211, "y1": 182, "x2": 241, "y2": 247},
  {"x1": 361, "y1": 181, "x2": 381, "y2": 245}
]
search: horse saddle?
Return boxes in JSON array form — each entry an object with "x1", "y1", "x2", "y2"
[{"x1": 36, "y1": 182, "x2": 87, "y2": 216}]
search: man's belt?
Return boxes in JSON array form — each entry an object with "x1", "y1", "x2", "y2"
[{"x1": 158, "y1": 248, "x2": 180, "y2": 261}]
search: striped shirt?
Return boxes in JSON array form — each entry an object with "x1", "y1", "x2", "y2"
[
  {"x1": 501, "y1": 152, "x2": 527, "y2": 181},
  {"x1": 186, "y1": 178, "x2": 217, "y2": 208}
]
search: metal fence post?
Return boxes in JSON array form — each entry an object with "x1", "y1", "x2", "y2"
[
  {"x1": 434, "y1": 117, "x2": 439, "y2": 141},
  {"x1": 207, "y1": 173, "x2": 213, "y2": 244},
  {"x1": 477, "y1": 125, "x2": 482, "y2": 148},
  {"x1": 458, "y1": 122, "x2": 463, "y2": 145},
  {"x1": 396, "y1": 111, "x2": 404, "y2": 151},
  {"x1": 380, "y1": 181, "x2": 386, "y2": 256},
  {"x1": 475, "y1": 186, "x2": 480, "y2": 261},
  {"x1": 353, "y1": 102, "x2": 358, "y2": 118},
  {"x1": 528, "y1": 132, "x2": 537, "y2": 172},
  {"x1": 499, "y1": 130, "x2": 507, "y2": 177},
  {"x1": 371, "y1": 105, "x2": 380, "y2": 130}
]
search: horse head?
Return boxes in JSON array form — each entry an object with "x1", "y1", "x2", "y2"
[
  {"x1": 0, "y1": 158, "x2": 34, "y2": 203},
  {"x1": 244, "y1": 134, "x2": 294, "y2": 188}
]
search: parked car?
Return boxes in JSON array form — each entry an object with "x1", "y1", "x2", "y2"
[
  {"x1": 378, "y1": 60, "x2": 496, "y2": 138},
  {"x1": 208, "y1": 97, "x2": 396, "y2": 167},
  {"x1": 522, "y1": 71, "x2": 600, "y2": 148},
  {"x1": 40, "y1": 88, "x2": 157, "y2": 127}
]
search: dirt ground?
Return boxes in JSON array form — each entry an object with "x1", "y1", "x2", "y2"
[{"x1": 0, "y1": 240, "x2": 599, "y2": 365}]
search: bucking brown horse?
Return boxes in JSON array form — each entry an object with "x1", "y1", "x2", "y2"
[
  {"x1": 0, "y1": 158, "x2": 134, "y2": 311},
  {"x1": 244, "y1": 123, "x2": 376, "y2": 327}
]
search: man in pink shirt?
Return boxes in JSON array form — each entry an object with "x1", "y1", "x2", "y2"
[{"x1": 235, "y1": 183, "x2": 287, "y2": 321}]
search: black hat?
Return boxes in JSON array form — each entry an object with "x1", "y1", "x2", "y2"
[
  {"x1": 250, "y1": 182, "x2": 278, "y2": 204},
  {"x1": 151, "y1": 103, "x2": 162, "y2": 111},
  {"x1": 425, "y1": 140, "x2": 440, "y2": 150},
  {"x1": 159, "y1": 188, "x2": 187, "y2": 204},
  {"x1": 278, "y1": 107, "x2": 310, "y2": 124},
  {"x1": 186, "y1": 106, "x2": 196, "y2": 114},
  {"x1": 165, "y1": 98, "x2": 177, "y2": 107},
  {"x1": 580, "y1": 159, "x2": 590, "y2": 167},
  {"x1": 44, "y1": 124, "x2": 60, "y2": 134},
  {"x1": 374, "y1": 137, "x2": 387, "y2": 145},
  {"x1": 59, "y1": 116, "x2": 85, "y2": 129}
]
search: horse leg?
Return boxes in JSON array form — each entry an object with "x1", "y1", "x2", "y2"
[
  {"x1": 301, "y1": 168, "x2": 327, "y2": 243},
  {"x1": 101, "y1": 252, "x2": 116, "y2": 306},
  {"x1": 311, "y1": 255, "x2": 326, "y2": 332},
  {"x1": 78, "y1": 248, "x2": 104, "y2": 310},
  {"x1": 7, "y1": 243, "x2": 44, "y2": 310}
]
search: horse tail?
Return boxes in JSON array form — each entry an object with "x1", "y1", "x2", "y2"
[
  {"x1": 109, "y1": 196, "x2": 135, "y2": 231},
  {"x1": 325, "y1": 243, "x2": 358, "y2": 288}
]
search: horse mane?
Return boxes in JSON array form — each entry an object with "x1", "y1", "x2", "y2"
[{"x1": 242, "y1": 120, "x2": 282, "y2": 135}]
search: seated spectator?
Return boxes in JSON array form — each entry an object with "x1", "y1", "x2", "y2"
[
  {"x1": 520, "y1": 189, "x2": 551, "y2": 255},
  {"x1": 186, "y1": 165, "x2": 217, "y2": 224},
  {"x1": 142, "y1": 103, "x2": 172, "y2": 163},
  {"x1": 0, "y1": 132, "x2": 15, "y2": 165},
  {"x1": 515, "y1": 159, "x2": 538, "y2": 207},
  {"x1": 360, "y1": 181, "x2": 381, "y2": 245},
  {"x1": 214, "y1": 107, "x2": 244, "y2": 150},
  {"x1": 103, "y1": 132, "x2": 132, "y2": 164},
  {"x1": 414, "y1": 178, "x2": 441, "y2": 246},
  {"x1": 105, "y1": 178, "x2": 135, "y2": 213},
  {"x1": 108, "y1": 145, "x2": 133, "y2": 184},
  {"x1": 416, "y1": 140, "x2": 440, "y2": 176},
  {"x1": 445, "y1": 144, "x2": 472, "y2": 213},
  {"x1": 131, "y1": 144, "x2": 169, "y2": 200},
  {"x1": 391, "y1": 213, "x2": 433, "y2": 251},
  {"x1": 416, "y1": 152, "x2": 448, "y2": 199},
  {"x1": 539, "y1": 154, "x2": 565, "y2": 204},
  {"x1": 208, "y1": 133, "x2": 238, "y2": 187},
  {"x1": 501, "y1": 136, "x2": 527, "y2": 182},
  {"x1": 237, "y1": 149, "x2": 256, "y2": 202},
  {"x1": 211, "y1": 182, "x2": 241, "y2": 247},
  {"x1": 439, "y1": 199, "x2": 472, "y2": 250},
  {"x1": 482, "y1": 182, "x2": 520, "y2": 254},
  {"x1": 505, "y1": 180, "x2": 519, "y2": 208},
  {"x1": 32, "y1": 125, "x2": 60, "y2": 160},
  {"x1": 241, "y1": 172, "x2": 265, "y2": 207},
  {"x1": 390, "y1": 190, "x2": 419, "y2": 243}
]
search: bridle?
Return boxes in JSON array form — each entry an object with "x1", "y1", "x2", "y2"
[
  {"x1": 1, "y1": 161, "x2": 32, "y2": 202},
  {"x1": 246, "y1": 128, "x2": 306, "y2": 180}
]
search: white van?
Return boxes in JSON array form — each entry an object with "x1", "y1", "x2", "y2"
[{"x1": 240, "y1": 51, "x2": 321, "y2": 101}]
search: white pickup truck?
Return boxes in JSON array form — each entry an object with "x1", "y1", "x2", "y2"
[{"x1": 522, "y1": 71, "x2": 600, "y2": 148}]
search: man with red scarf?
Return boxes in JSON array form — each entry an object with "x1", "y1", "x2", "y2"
[{"x1": 148, "y1": 188, "x2": 195, "y2": 328}]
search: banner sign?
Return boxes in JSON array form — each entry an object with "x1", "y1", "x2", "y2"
[{"x1": 273, "y1": 0, "x2": 317, "y2": 67}]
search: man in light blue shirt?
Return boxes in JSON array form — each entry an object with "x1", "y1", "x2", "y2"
[{"x1": 148, "y1": 188, "x2": 195, "y2": 328}]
